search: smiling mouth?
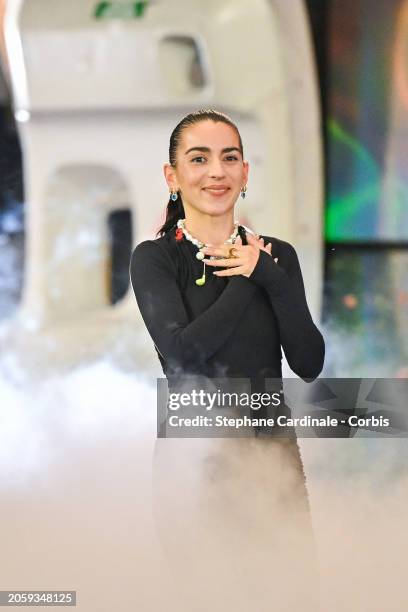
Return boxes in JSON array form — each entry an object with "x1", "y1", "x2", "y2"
[{"x1": 203, "y1": 187, "x2": 230, "y2": 194}]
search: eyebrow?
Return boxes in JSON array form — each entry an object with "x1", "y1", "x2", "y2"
[{"x1": 184, "y1": 146, "x2": 241, "y2": 155}]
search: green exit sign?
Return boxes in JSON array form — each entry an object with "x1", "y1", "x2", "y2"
[{"x1": 94, "y1": 1, "x2": 149, "y2": 19}]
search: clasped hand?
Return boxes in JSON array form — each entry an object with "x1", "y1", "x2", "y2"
[{"x1": 201, "y1": 232, "x2": 274, "y2": 278}]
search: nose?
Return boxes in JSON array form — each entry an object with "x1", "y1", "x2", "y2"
[{"x1": 208, "y1": 158, "x2": 225, "y2": 178}]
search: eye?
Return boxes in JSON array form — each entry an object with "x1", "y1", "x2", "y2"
[
  {"x1": 225, "y1": 155, "x2": 239, "y2": 161},
  {"x1": 191, "y1": 156, "x2": 206, "y2": 163}
]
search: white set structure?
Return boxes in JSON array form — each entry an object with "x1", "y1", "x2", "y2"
[{"x1": 2, "y1": 0, "x2": 324, "y2": 371}]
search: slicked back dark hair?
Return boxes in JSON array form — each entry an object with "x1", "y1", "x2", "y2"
[{"x1": 157, "y1": 109, "x2": 244, "y2": 236}]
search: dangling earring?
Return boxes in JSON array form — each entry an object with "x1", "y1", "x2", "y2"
[
  {"x1": 170, "y1": 189, "x2": 179, "y2": 202},
  {"x1": 241, "y1": 185, "x2": 247, "y2": 199}
]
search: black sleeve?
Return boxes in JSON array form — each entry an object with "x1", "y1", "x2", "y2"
[
  {"x1": 129, "y1": 240, "x2": 257, "y2": 372},
  {"x1": 248, "y1": 241, "x2": 325, "y2": 381}
]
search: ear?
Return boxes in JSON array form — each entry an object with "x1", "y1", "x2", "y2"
[
  {"x1": 242, "y1": 160, "x2": 249, "y2": 185},
  {"x1": 163, "y1": 162, "x2": 178, "y2": 191}
]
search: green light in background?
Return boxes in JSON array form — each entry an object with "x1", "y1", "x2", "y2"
[
  {"x1": 326, "y1": 119, "x2": 380, "y2": 241},
  {"x1": 94, "y1": 1, "x2": 149, "y2": 19},
  {"x1": 326, "y1": 184, "x2": 380, "y2": 241}
]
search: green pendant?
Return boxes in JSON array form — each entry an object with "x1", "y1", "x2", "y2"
[{"x1": 196, "y1": 261, "x2": 206, "y2": 286}]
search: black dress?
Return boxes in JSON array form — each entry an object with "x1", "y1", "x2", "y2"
[
  {"x1": 130, "y1": 225, "x2": 325, "y2": 431},
  {"x1": 130, "y1": 225, "x2": 324, "y2": 375},
  {"x1": 129, "y1": 225, "x2": 324, "y2": 611}
]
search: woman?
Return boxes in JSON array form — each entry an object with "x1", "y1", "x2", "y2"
[{"x1": 130, "y1": 109, "x2": 325, "y2": 611}]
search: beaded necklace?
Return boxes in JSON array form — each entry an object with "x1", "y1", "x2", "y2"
[{"x1": 175, "y1": 218, "x2": 240, "y2": 286}]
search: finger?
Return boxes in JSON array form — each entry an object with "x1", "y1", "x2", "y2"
[
  {"x1": 203, "y1": 257, "x2": 243, "y2": 267},
  {"x1": 246, "y1": 232, "x2": 259, "y2": 242},
  {"x1": 232, "y1": 235, "x2": 242, "y2": 250},
  {"x1": 213, "y1": 265, "x2": 249, "y2": 276},
  {"x1": 247, "y1": 232, "x2": 265, "y2": 248},
  {"x1": 202, "y1": 247, "x2": 244, "y2": 258}
]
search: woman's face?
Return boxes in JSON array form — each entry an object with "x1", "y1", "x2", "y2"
[{"x1": 164, "y1": 120, "x2": 249, "y2": 218}]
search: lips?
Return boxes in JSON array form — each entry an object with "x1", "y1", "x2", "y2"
[{"x1": 203, "y1": 186, "x2": 230, "y2": 195}]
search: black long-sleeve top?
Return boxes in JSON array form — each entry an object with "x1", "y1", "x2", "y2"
[{"x1": 129, "y1": 225, "x2": 325, "y2": 391}]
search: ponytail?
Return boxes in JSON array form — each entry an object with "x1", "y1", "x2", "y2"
[{"x1": 156, "y1": 194, "x2": 185, "y2": 237}]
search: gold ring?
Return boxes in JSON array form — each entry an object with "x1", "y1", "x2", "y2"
[{"x1": 228, "y1": 247, "x2": 239, "y2": 258}]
